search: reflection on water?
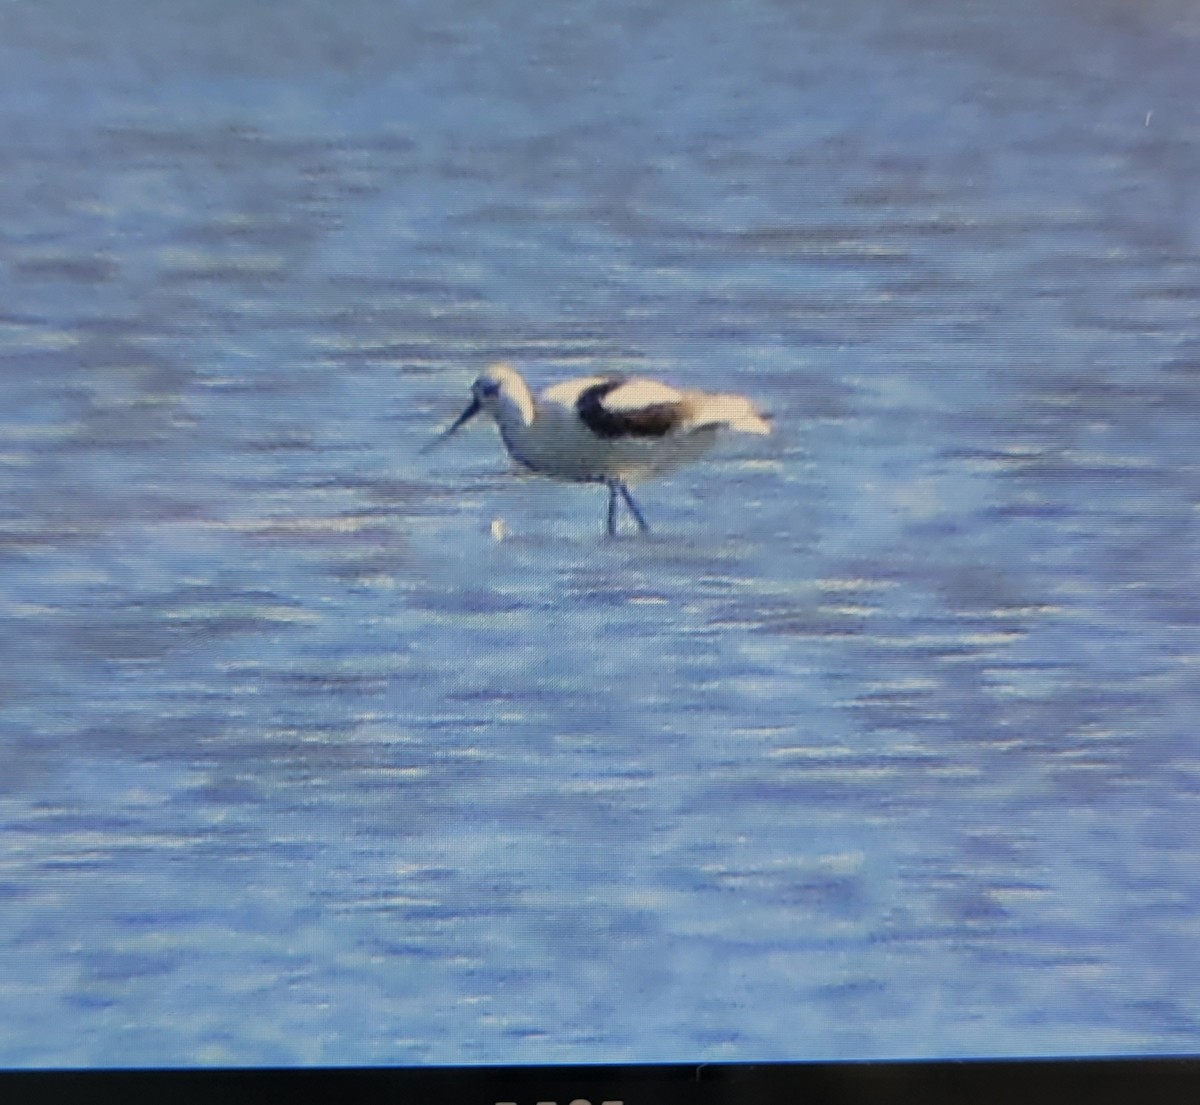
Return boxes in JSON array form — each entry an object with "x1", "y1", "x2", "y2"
[{"x1": 1, "y1": 0, "x2": 1199, "y2": 1066}]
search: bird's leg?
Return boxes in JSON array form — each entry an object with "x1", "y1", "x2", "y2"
[
  {"x1": 618, "y1": 481, "x2": 650, "y2": 534},
  {"x1": 605, "y1": 480, "x2": 620, "y2": 537}
]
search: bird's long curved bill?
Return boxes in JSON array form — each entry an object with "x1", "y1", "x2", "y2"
[{"x1": 423, "y1": 397, "x2": 480, "y2": 452}]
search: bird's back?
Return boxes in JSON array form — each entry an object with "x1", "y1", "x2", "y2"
[{"x1": 494, "y1": 370, "x2": 769, "y2": 483}]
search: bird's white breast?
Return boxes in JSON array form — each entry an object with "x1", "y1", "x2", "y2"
[{"x1": 501, "y1": 399, "x2": 616, "y2": 481}]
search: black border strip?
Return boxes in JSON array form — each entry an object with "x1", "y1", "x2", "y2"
[{"x1": 2, "y1": 1057, "x2": 1199, "y2": 1105}]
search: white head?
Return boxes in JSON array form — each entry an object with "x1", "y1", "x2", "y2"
[
  {"x1": 429, "y1": 362, "x2": 534, "y2": 448},
  {"x1": 470, "y1": 363, "x2": 534, "y2": 424}
]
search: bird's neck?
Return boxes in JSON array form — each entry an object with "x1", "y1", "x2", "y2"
[{"x1": 494, "y1": 383, "x2": 536, "y2": 432}]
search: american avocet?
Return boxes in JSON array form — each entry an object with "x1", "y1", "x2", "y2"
[{"x1": 428, "y1": 362, "x2": 771, "y2": 535}]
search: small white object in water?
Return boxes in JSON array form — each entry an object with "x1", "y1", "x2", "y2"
[
  {"x1": 490, "y1": 517, "x2": 507, "y2": 541},
  {"x1": 428, "y1": 362, "x2": 771, "y2": 535}
]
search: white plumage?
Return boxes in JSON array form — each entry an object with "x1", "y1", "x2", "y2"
[{"x1": 429, "y1": 362, "x2": 771, "y2": 535}]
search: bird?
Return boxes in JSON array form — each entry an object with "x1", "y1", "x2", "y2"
[{"x1": 427, "y1": 362, "x2": 771, "y2": 535}]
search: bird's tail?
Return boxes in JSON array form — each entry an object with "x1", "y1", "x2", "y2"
[{"x1": 690, "y1": 394, "x2": 772, "y2": 435}]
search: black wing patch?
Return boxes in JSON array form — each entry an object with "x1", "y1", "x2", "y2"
[{"x1": 576, "y1": 379, "x2": 682, "y2": 440}]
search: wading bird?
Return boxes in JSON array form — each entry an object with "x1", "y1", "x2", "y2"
[{"x1": 428, "y1": 362, "x2": 771, "y2": 535}]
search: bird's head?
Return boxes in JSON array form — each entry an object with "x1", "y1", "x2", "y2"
[
  {"x1": 426, "y1": 363, "x2": 531, "y2": 449},
  {"x1": 469, "y1": 363, "x2": 521, "y2": 412}
]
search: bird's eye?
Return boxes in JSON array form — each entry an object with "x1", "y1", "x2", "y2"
[{"x1": 477, "y1": 380, "x2": 501, "y2": 398}]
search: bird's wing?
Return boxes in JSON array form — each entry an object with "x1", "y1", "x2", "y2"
[
  {"x1": 598, "y1": 378, "x2": 686, "y2": 410},
  {"x1": 541, "y1": 375, "x2": 621, "y2": 408},
  {"x1": 681, "y1": 392, "x2": 772, "y2": 435},
  {"x1": 575, "y1": 378, "x2": 687, "y2": 440},
  {"x1": 605, "y1": 379, "x2": 771, "y2": 436}
]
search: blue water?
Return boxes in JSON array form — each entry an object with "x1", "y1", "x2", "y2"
[{"x1": 2, "y1": 0, "x2": 1199, "y2": 1066}]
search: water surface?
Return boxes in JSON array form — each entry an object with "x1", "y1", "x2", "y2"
[{"x1": 1, "y1": 0, "x2": 1199, "y2": 1066}]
